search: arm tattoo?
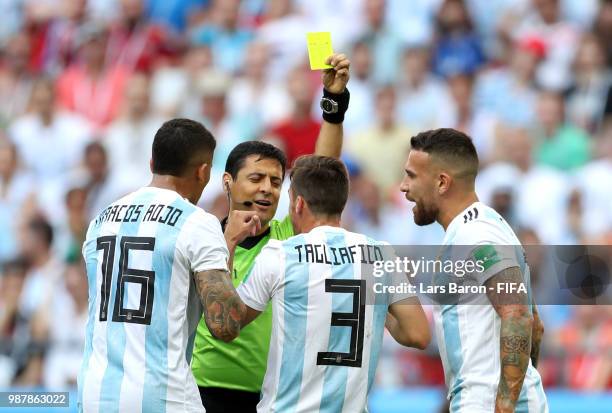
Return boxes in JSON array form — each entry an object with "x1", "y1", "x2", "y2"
[
  {"x1": 195, "y1": 269, "x2": 246, "y2": 342},
  {"x1": 486, "y1": 266, "x2": 533, "y2": 412},
  {"x1": 502, "y1": 335, "x2": 530, "y2": 354}
]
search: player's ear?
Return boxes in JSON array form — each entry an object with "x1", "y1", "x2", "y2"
[
  {"x1": 438, "y1": 172, "x2": 452, "y2": 195},
  {"x1": 222, "y1": 172, "x2": 233, "y2": 194},
  {"x1": 149, "y1": 158, "x2": 154, "y2": 173},
  {"x1": 295, "y1": 195, "x2": 305, "y2": 215},
  {"x1": 197, "y1": 162, "x2": 211, "y2": 185}
]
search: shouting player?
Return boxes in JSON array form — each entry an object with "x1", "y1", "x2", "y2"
[
  {"x1": 237, "y1": 155, "x2": 431, "y2": 412},
  {"x1": 78, "y1": 119, "x2": 258, "y2": 412},
  {"x1": 400, "y1": 128, "x2": 547, "y2": 413}
]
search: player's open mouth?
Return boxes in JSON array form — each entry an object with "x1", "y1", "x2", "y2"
[{"x1": 253, "y1": 200, "x2": 272, "y2": 208}]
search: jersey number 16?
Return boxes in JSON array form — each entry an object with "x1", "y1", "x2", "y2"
[{"x1": 96, "y1": 235, "x2": 156, "y2": 325}]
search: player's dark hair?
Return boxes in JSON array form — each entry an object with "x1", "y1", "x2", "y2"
[
  {"x1": 290, "y1": 155, "x2": 349, "y2": 216},
  {"x1": 28, "y1": 217, "x2": 53, "y2": 248},
  {"x1": 410, "y1": 128, "x2": 479, "y2": 179},
  {"x1": 225, "y1": 141, "x2": 287, "y2": 179},
  {"x1": 152, "y1": 118, "x2": 216, "y2": 176}
]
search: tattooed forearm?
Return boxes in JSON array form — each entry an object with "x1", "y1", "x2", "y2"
[
  {"x1": 497, "y1": 318, "x2": 532, "y2": 413},
  {"x1": 195, "y1": 269, "x2": 246, "y2": 342},
  {"x1": 486, "y1": 266, "x2": 533, "y2": 413}
]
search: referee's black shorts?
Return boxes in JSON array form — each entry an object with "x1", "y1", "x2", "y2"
[{"x1": 199, "y1": 386, "x2": 260, "y2": 413}]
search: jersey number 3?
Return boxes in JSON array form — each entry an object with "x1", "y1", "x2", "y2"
[
  {"x1": 96, "y1": 236, "x2": 156, "y2": 325},
  {"x1": 317, "y1": 279, "x2": 366, "y2": 368}
]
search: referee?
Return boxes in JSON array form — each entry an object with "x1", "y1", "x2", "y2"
[{"x1": 191, "y1": 53, "x2": 351, "y2": 412}]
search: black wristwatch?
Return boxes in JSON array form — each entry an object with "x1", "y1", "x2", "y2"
[
  {"x1": 320, "y1": 97, "x2": 339, "y2": 114},
  {"x1": 320, "y1": 88, "x2": 350, "y2": 124}
]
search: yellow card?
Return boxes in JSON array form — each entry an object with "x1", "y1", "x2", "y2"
[{"x1": 306, "y1": 32, "x2": 333, "y2": 70}]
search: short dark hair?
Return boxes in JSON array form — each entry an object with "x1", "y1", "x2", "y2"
[
  {"x1": 28, "y1": 217, "x2": 53, "y2": 248},
  {"x1": 152, "y1": 118, "x2": 216, "y2": 176},
  {"x1": 225, "y1": 141, "x2": 287, "y2": 179},
  {"x1": 410, "y1": 128, "x2": 479, "y2": 179},
  {"x1": 290, "y1": 155, "x2": 349, "y2": 216}
]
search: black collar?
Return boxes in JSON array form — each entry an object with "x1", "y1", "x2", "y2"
[{"x1": 220, "y1": 217, "x2": 272, "y2": 250}]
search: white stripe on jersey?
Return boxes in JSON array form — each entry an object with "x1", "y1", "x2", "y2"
[
  {"x1": 118, "y1": 218, "x2": 155, "y2": 413},
  {"x1": 81, "y1": 193, "x2": 128, "y2": 413},
  {"x1": 258, "y1": 247, "x2": 286, "y2": 413}
]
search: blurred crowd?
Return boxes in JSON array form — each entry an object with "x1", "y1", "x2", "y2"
[{"x1": 0, "y1": 0, "x2": 611, "y2": 393}]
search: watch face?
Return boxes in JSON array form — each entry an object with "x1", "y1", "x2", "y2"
[{"x1": 321, "y1": 99, "x2": 334, "y2": 113}]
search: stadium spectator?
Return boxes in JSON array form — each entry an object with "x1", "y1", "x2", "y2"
[
  {"x1": 533, "y1": 89, "x2": 591, "y2": 171},
  {"x1": 346, "y1": 85, "x2": 412, "y2": 195},
  {"x1": 566, "y1": 33, "x2": 612, "y2": 134},
  {"x1": 593, "y1": 0, "x2": 612, "y2": 66},
  {"x1": 511, "y1": 0, "x2": 581, "y2": 90},
  {"x1": 268, "y1": 66, "x2": 321, "y2": 166},
  {"x1": 552, "y1": 305, "x2": 612, "y2": 390},
  {"x1": 0, "y1": 258, "x2": 27, "y2": 385},
  {"x1": 194, "y1": 68, "x2": 254, "y2": 173},
  {"x1": 354, "y1": 0, "x2": 404, "y2": 83},
  {"x1": 474, "y1": 36, "x2": 544, "y2": 127},
  {"x1": 107, "y1": 0, "x2": 181, "y2": 73},
  {"x1": 0, "y1": 138, "x2": 35, "y2": 262},
  {"x1": 104, "y1": 73, "x2": 164, "y2": 188},
  {"x1": 446, "y1": 73, "x2": 497, "y2": 164},
  {"x1": 41, "y1": 0, "x2": 89, "y2": 75},
  {"x1": 8, "y1": 78, "x2": 92, "y2": 186},
  {"x1": 432, "y1": 0, "x2": 485, "y2": 77},
  {"x1": 56, "y1": 23, "x2": 131, "y2": 129},
  {"x1": 151, "y1": 45, "x2": 213, "y2": 117},
  {"x1": 0, "y1": 33, "x2": 34, "y2": 129},
  {"x1": 41, "y1": 259, "x2": 88, "y2": 389},
  {"x1": 256, "y1": 0, "x2": 309, "y2": 80},
  {"x1": 398, "y1": 45, "x2": 454, "y2": 130},
  {"x1": 81, "y1": 141, "x2": 127, "y2": 219},
  {"x1": 227, "y1": 41, "x2": 292, "y2": 133},
  {"x1": 18, "y1": 217, "x2": 64, "y2": 320},
  {"x1": 190, "y1": 0, "x2": 253, "y2": 74}
]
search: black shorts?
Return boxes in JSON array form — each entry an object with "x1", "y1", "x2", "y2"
[{"x1": 198, "y1": 386, "x2": 260, "y2": 413}]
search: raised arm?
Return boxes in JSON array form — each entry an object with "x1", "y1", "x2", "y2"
[
  {"x1": 386, "y1": 297, "x2": 431, "y2": 350},
  {"x1": 485, "y1": 266, "x2": 534, "y2": 413},
  {"x1": 314, "y1": 53, "x2": 350, "y2": 159}
]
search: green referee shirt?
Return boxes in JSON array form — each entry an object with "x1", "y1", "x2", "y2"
[{"x1": 191, "y1": 215, "x2": 294, "y2": 392}]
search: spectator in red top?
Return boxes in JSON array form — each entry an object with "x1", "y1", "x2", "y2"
[
  {"x1": 56, "y1": 23, "x2": 130, "y2": 130},
  {"x1": 552, "y1": 305, "x2": 612, "y2": 390},
  {"x1": 107, "y1": 0, "x2": 183, "y2": 74},
  {"x1": 268, "y1": 66, "x2": 321, "y2": 166}
]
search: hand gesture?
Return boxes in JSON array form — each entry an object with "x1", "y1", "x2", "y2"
[
  {"x1": 322, "y1": 53, "x2": 350, "y2": 94},
  {"x1": 224, "y1": 210, "x2": 261, "y2": 249}
]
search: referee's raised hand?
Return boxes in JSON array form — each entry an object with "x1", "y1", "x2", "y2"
[{"x1": 322, "y1": 53, "x2": 350, "y2": 94}]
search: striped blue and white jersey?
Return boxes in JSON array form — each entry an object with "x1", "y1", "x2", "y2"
[
  {"x1": 78, "y1": 187, "x2": 229, "y2": 413},
  {"x1": 238, "y1": 226, "x2": 411, "y2": 413},
  {"x1": 436, "y1": 202, "x2": 548, "y2": 413}
]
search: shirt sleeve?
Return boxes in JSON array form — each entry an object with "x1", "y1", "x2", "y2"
[
  {"x1": 184, "y1": 211, "x2": 229, "y2": 274},
  {"x1": 237, "y1": 243, "x2": 282, "y2": 311},
  {"x1": 454, "y1": 220, "x2": 521, "y2": 285}
]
